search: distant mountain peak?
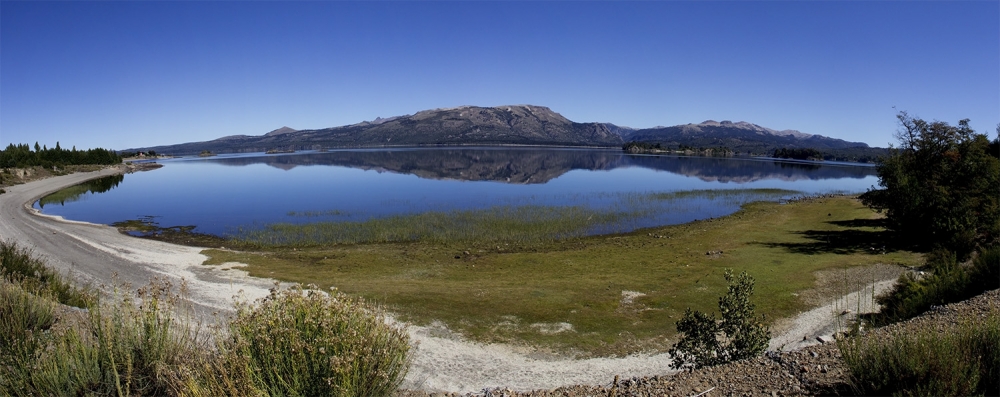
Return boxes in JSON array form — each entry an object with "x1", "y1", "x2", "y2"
[
  {"x1": 265, "y1": 127, "x2": 297, "y2": 137},
  {"x1": 686, "y1": 120, "x2": 813, "y2": 139}
]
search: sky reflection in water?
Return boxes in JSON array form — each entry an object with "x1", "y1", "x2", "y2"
[{"x1": 35, "y1": 148, "x2": 878, "y2": 237}]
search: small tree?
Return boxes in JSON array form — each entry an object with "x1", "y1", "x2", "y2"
[{"x1": 669, "y1": 269, "x2": 770, "y2": 370}]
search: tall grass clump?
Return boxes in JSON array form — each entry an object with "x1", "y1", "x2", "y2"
[
  {"x1": 0, "y1": 280, "x2": 57, "y2": 391},
  {"x1": 874, "y1": 246, "x2": 999, "y2": 325},
  {"x1": 0, "y1": 239, "x2": 94, "y2": 307},
  {"x1": 839, "y1": 311, "x2": 1000, "y2": 396},
  {"x1": 27, "y1": 278, "x2": 200, "y2": 396}
]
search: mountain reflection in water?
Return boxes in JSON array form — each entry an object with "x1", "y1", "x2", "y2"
[
  {"x1": 33, "y1": 148, "x2": 878, "y2": 237},
  {"x1": 199, "y1": 148, "x2": 875, "y2": 184}
]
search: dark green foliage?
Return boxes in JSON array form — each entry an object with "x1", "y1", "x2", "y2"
[
  {"x1": 772, "y1": 148, "x2": 822, "y2": 160},
  {"x1": 622, "y1": 141, "x2": 663, "y2": 153},
  {"x1": 860, "y1": 112, "x2": 1000, "y2": 259},
  {"x1": 0, "y1": 142, "x2": 121, "y2": 168},
  {"x1": 873, "y1": 247, "x2": 999, "y2": 326},
  {"x1": 969, "y1": 245, "x2": 1000, "y2": 292},
  {"x1": 669, "y1": 269, "x2": 770, "y2": 370},
  {"x1": 623, "y1": 141, "x2": 735, "y2": 156},
  {"x1": 840, "y1": 311, "x2": 1000, "y2": 396},
  {"x1": 819, "y1": 147, "x2": 887, "y2": 163}
]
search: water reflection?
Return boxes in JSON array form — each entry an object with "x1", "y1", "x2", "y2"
[
  {"x1": 196, "y1": 148, "x2": 875, "y2": 184},
  {"x1": 36, "y1": 175, "x2": 124, "y2": 208},
  {"x1": 33, "y1": 148, "x2": 879, "y2": 238}
]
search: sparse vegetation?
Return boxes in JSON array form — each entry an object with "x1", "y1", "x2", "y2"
[
  {"x1": 0, "y1": 239, "x2": 94, "y2": 308},
  {"x1": 871, "y1": 246, "x2": 1000, "y2": 326},
  {"x1": 229, "y1": 189, "x2": 797, "y2": 248},
  {"x1": 840, "y1": 311, "x2": 1000, "y2": 396},
  {"x1": 0, "y1": 240, "x2": 411, "y2": 396}
]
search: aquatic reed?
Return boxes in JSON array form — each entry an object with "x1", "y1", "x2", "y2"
[{"x1": 230, "y1": 189, "x2": 798, "y2": 247}]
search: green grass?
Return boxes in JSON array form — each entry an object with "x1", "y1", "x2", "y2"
[
  {"x1": 203, "y1": 195, "x2": 923, "y2": 356},
  {"x1": 840, "y1": 310, "x2": 1000, "y2": 396}
]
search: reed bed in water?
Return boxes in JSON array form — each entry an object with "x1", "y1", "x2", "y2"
[{"x1": 228, "y1": 189, "x2": 799, "y2": 247}]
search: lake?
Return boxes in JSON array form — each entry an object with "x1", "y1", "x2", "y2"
[{"x1": 35, "y1": 147, "x2": 878, "y2": 241}]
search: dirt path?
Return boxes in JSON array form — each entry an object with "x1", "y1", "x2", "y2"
[
  {"x1": 0, "y1": 167, "x2": 278, "y2": 316},
  {"x1": 0, "y1": 167, "x2": 898, "y2": 393}
]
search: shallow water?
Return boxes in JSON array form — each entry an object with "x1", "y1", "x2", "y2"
[{"x1": 35, "y1": 147, "x2": 877, "y2": 237}]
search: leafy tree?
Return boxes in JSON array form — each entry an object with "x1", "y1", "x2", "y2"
[
  {"x1": 860, "y1": 112, "x2": 1000, "y2": 259},
  {"x1": 669, "y1": 269, "x2": 770, "y2": 370}
]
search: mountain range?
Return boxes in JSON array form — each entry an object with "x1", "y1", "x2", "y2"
[{"x1": 128, "y1": 105, "x2": 873, "y2": 155}]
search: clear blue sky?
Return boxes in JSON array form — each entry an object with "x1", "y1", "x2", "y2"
[{"x1": 2, "y1": 1, "x2": 997, "y2": 150}]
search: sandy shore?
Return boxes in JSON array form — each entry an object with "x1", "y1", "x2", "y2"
[
  {"x1": 0, "y1": 167, "x2": 898, "y2": 394},
  {"x1": 0, "y1": 167, "x2": 278, "y2": 316}
]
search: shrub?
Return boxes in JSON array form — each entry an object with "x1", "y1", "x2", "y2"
[
  {"x1": 970, "y1": 245, "x2": 1000, "y2": 292},
  {"x1": 215, "y1": 285, "x2": 411, "y2": 396},
  {"x1": 669, "y1": 269, "x2": 770, "y2": 370},
  {"x1": 840, "y1": 311, "x2": 1000, "y2": 396},
  {"x1": 874, "y1": 247, "x2": 998, "y2": 325}
]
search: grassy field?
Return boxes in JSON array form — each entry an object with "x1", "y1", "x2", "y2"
[{"x1": 202, "y1": 196, "x2": 923, "y2": 357}]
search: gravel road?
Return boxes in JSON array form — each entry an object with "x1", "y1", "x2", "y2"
[{"x1": 0, "y1": 167, "x2": 277, "y2": 316}]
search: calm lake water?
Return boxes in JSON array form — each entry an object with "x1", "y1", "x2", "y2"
[{"x1": 35, "y1": 147, "x2": 878, "y2": 237}]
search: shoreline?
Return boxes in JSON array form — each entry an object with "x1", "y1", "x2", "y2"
[{"x1": 1, "y1": 167, "x2": 899, "y2": 393}]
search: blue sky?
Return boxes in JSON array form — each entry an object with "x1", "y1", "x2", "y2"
[{"x1": 2, "y1": 1, "x2": 997, "y2": 150}]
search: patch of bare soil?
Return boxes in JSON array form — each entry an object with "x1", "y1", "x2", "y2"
[{"x1": 797, "y1": 263, "x2": 907, "y2": 308}]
